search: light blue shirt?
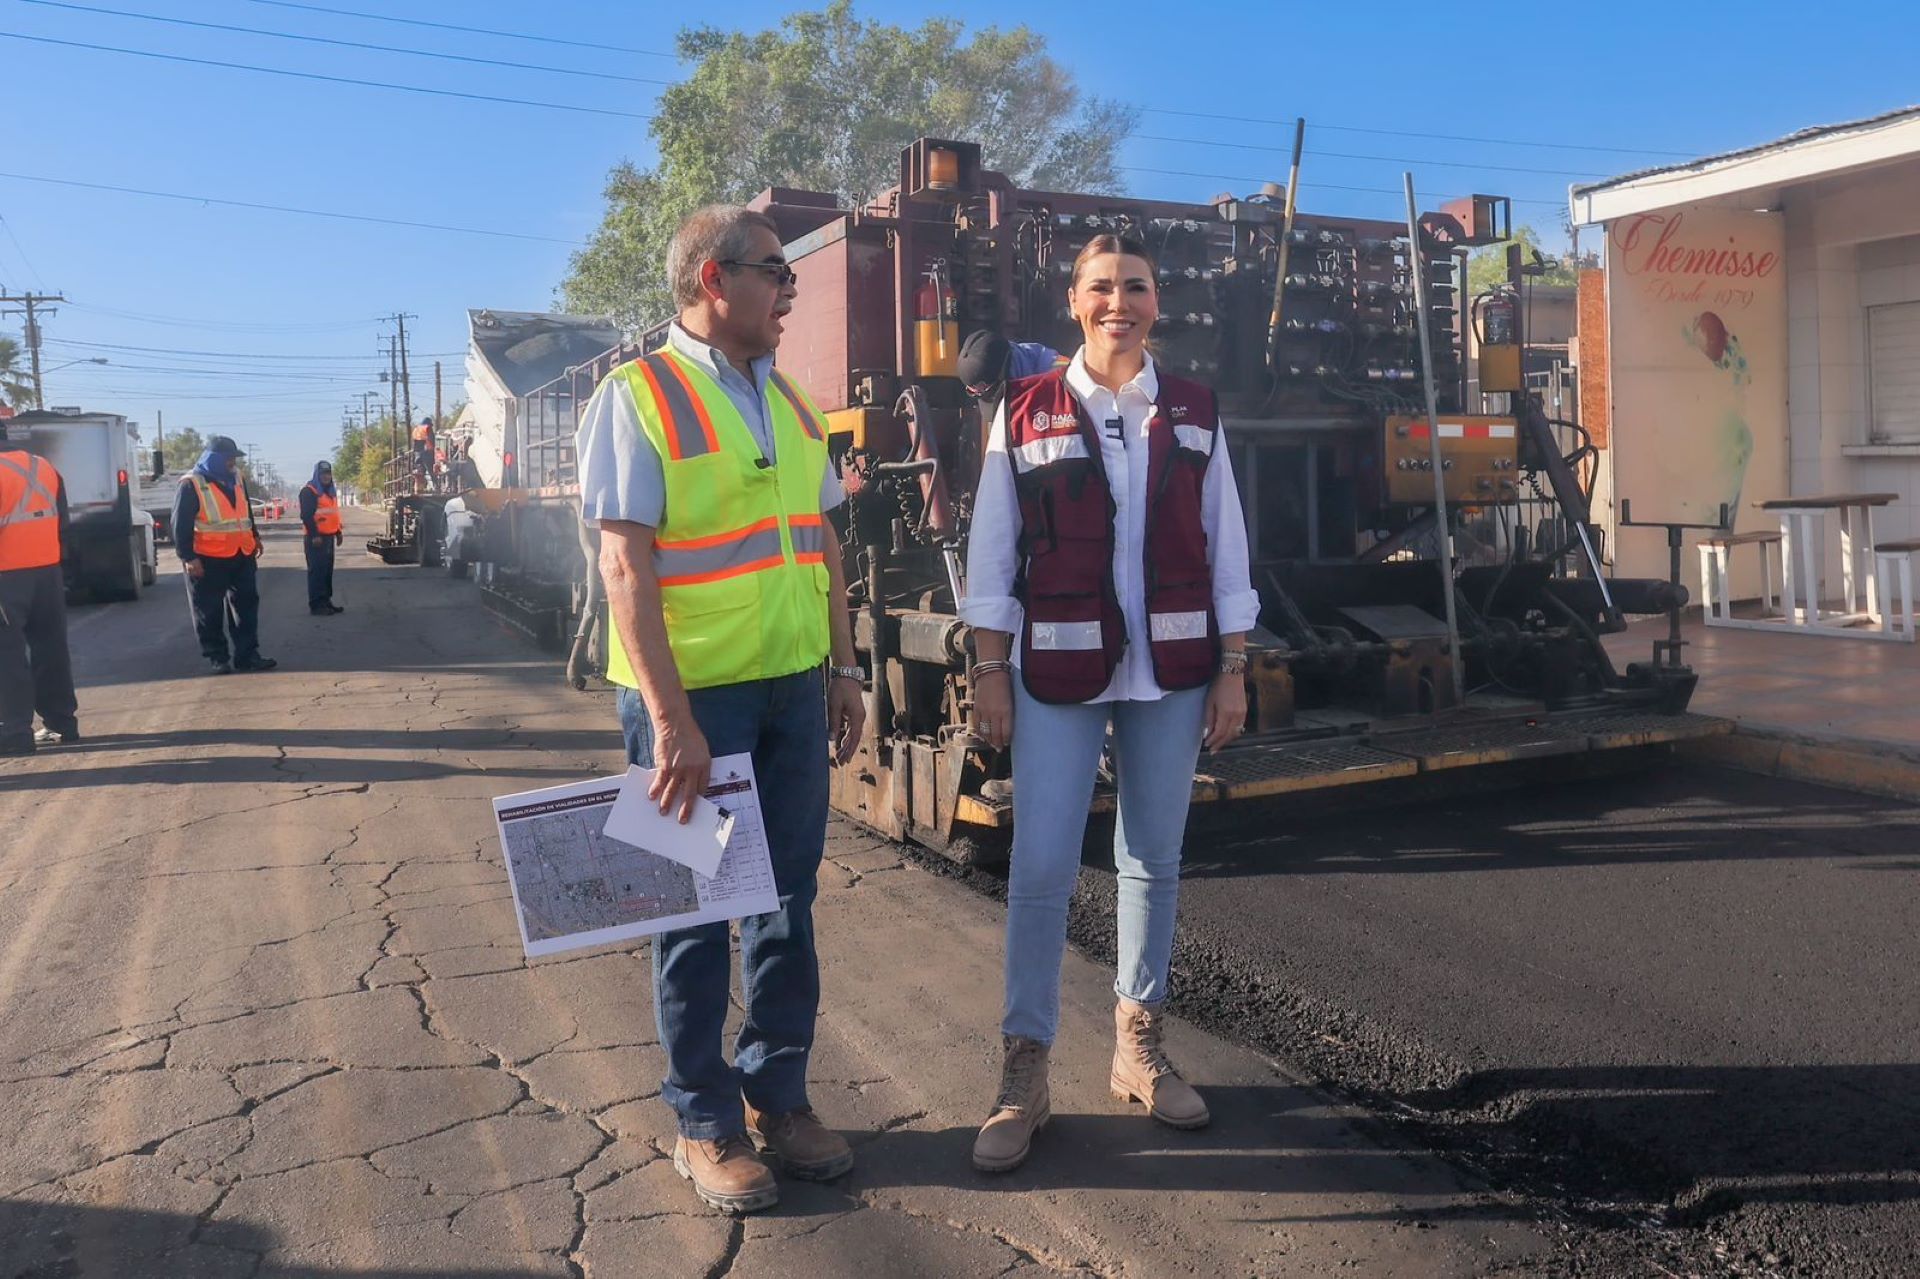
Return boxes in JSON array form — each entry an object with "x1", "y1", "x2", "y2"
[{"x1": 577, "y1": 322, "x2": 843, "y2": 529}]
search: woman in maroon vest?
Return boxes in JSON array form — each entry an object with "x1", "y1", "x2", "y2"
[{"x1": 960, "y1": 234, "x2": 1260, "y2": 1172}]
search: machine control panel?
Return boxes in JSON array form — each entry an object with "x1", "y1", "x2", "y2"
[{"x1": 1382, "y1": 415, "x2": 1519, "y2": 505}]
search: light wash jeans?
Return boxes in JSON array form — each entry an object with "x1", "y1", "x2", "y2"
[{"x1": 1002, "y1": 677, "x2": 1209, "y2": 1043}]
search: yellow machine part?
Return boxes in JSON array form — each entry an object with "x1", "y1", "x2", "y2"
[
  {"x1": 916, "y1": 318, "x2": 959, "y2": 377},
  {"x1": 1383, "y1": 415, "x2": 1521, "y2": 505},
  {"x1": 1479, "y1": 343, "x2": 1524, "y2": 393},
  {"x1": 946, "y1": 712, "x2": 1733, "y2": 829}
]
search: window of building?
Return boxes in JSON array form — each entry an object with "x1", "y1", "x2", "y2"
[{"x1": 1867, "y1": 300, "x2": 1920, "y2": 443}]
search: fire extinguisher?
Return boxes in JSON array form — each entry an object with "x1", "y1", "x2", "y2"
[
  {"x1": 1477, "y1": 287, "x2": 1516, "y2": 346},
  {"x1": 1474, "y1": 287, "x2": 1522, "y2": 394},
  {"x1": 915, "y1": 261, "x2": 959, "y2": 378}
]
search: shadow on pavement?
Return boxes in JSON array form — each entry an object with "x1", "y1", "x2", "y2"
[
  {"x1": 0, "y1": 1198, "x2": 557, "y2": 1278},
  {"x1": 846, "y1": 1084, "x2": 1515, "y2": 1204},
  {"x1": 0, "y1": 751, "x2": 597, "y2": 793},
  {"x1": 1396, "y1": 1061, "x2": 1920, "y2": 1217}
]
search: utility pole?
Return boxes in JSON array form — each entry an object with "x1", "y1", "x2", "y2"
[
  {"x1": 434, "y1": 360, "x2": 442, "y2": 428},
  {"x1": 394, "y1": 313, "x2": 415, "y2": 437},
  {"x1": 0, "y1": 291, "x2": 66, "y2": 409},
  {"x1": 383, "y1": 335, "x2": 399, "y2": 463}
]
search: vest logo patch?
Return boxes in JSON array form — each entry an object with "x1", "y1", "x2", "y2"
[{"x1": 1030, "y1": 410, "x2": 1077, "y2": 434}]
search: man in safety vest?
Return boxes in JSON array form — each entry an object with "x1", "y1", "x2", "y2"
[
  {"x1": 577, "y1": 204, "x2": 865, "y2": 1216},
  {"x1": 411, "y1": 416, "x2": 435, "y2": 493},
  {"x1": 0, "y1": 447, "x2": 78, "y2": 756},
  {"x1": 170, "y1": 436, "x2": 277, "y2": 675},
  {"x1": 298, "y1": 460, "x2": 344, "y2": 616}
]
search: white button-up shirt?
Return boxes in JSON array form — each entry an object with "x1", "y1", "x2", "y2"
[{"x1": 961, "y1": 349, "x2": 1261, "y2": 703}]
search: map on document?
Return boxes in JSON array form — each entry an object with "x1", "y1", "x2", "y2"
[{"x1": 491, "y1": 754, "x2": 778, "y2": 957}]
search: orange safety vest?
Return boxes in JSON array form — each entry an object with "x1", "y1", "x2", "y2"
[
  {"x1": 0, "y1": 450, "x2": 62, "y2": 571},
  {"x1": 304, "y1": 483, "x2": 341, "y2": 535},
  {"x1": 187, "y1": 473, "x2": 259, "y2": 558}
]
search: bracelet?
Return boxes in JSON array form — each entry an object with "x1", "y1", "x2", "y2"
[
  {"x1": 972, "y1": 659, "x2": 1013, "y2": 679},
  {"x1": 1216, "y1": 650, "x2": 1249, "y2": 677}
]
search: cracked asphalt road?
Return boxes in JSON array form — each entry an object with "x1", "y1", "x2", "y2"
[{"x1": 0, "y1": 513, "x2": 1575, "y2": 1278}]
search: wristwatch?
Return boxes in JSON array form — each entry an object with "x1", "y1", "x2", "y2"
[{"x1": 828, "y1": 664, "x2": 867, "y2": 683}]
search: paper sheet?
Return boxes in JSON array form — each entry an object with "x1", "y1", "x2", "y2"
[
  {"x1": 491, "y1": 753, "x2": 777, "y2": 957},
  {"x1": 601, "y1": 764, "x2": 734, "y2": 879}
]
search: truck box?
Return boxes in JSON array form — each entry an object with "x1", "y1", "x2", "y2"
[{"x1": 2, "y1": 408, "x2": 158, "y2": 600}]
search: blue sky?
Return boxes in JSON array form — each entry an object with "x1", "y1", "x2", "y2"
[{"x1": 5, "y1": 0, "x2": 1916, "y2": 483}]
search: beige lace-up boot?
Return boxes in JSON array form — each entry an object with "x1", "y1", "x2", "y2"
[
  {"x1": 972, "y1": 1035, "x2": 1051, "y2": 1172},
  {"x1": 1110, "y1": 998, "x2": 1210, "y2": 1129}
]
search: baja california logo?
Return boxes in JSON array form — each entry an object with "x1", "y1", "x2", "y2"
[
  {"x1": 1030, "y1": 410, "x2": 1078, "y2": 434},
  {"x1": 1031, "y1": 408, "x2": 1051, "y2": 433}
]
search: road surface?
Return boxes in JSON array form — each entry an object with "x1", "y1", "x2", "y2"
[{"x1": 0, "y1": 514, "x2": 1568, "y2": 1278}]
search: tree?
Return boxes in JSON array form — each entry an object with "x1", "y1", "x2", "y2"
[
  {"x1": 1467, "y1": 225, "x2": 1583, "y2": 297},
  {"x1": 561, "y1": 1, "x2": 1138, "y2": 327},
  {"x1": 355, "y1": 423, "x2": 395, "y2": 498},
  {"x1": 334, "y1": 418, "x2": 368, "y2": 484},
  {"x1": 161, "y1": 427, "x2": 207, "y2": 472},
  {"x1": 0, "y1": 336, "x2": 32, "y2": 408}
]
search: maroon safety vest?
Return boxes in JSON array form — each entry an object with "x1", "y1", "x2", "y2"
[{"x1": 1003, "y1": 367, "x2": 1218, "y2": 703}]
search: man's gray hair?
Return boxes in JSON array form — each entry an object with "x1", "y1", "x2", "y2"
[{"x1": 667, "y1": 205, "x2": 782, "y2": 308}]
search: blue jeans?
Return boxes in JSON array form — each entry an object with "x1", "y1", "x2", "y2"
[
  {"x1": 618, "y1": 670, "x2": 828, "y2": 1140},
  {"x1": 1003, "y1": 679, "x2": 1208, "y2": 1043}
]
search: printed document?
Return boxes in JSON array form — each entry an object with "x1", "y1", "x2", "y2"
[{"x1": 491, "y1": 753, "x2": 777, "y2": 957}]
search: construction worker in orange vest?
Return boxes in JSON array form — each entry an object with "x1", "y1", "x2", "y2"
[
  {"x1": 299, "y1": 460, "x2": 344, "y2": 615},
  {"x1": 171, "y1": 436, "x2": 276, "y2": 675},
  {"x1": 0, "y1": 446, "x2": 79, "y2": 756}
]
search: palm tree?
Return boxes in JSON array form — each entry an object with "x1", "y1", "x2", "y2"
[{"x1": 0, "y1": 336, "x2": 32, "y2": 408}]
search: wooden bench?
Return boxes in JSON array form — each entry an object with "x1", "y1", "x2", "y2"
[
  {"x1": 1698, "y1": 529, "x2": 1781, "y2": 627},
  {"x1": 1874, "y1": 538, "x2": 1920, "y2": 641}
]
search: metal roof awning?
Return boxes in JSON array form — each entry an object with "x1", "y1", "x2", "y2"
[{"x1": 1569, "y1": 105, "x2": 1920, "y2": 225}]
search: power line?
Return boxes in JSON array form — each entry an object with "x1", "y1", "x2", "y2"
[
  {"x1": 1131, "y1": 135, "x2": 1606, "y2": 179},
  {"x1": 0, "y1": 170, "x2": 586, "y2": 246},
  {"x1": 59, "y1": 301, "x2": 382, "y2": 333},
  {"x1": 1117, "y1": 166, "x2": 1568, "y2": 209},
  {"x1": 22, "y1": 1, "x2": 677, "y2": 86},
  {"x1": 0, "y1": 31, "x2": 653, "y2": 121},
  {"x1": 249, "y1": 0, "x2": 677, "y2": 59},
  {"x1": 1139, "y1": 107, "x2": 1695, "y2": 158},
  {"x1": 0, "y1": 212, "x2": 49, "y2": 290},
  {"x1": 44, "y1": 336, "x2": 462, "y2": 360}
]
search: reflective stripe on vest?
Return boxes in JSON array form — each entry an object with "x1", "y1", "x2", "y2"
[
  {"x1": 305, "y1": 483, "x2": 342, "y2": 535},
  {"x1": 768, "y1": 371, "x2": 827, "y2": 442},
  {"x1": 0, "y1": 452, "x2": 57, "y2": 527},
  {"x1": 189, "y1": 474, "x2": 259, "y2": 557},
  {"x1": 1004, "y1": 367, "x2": 1219, "y2": 703},
  {"x1": 595, "y1": 349, "x2": 831, "y2": 691},
  {"x1": 0, "y1": 451, "x2": 62, "y2": 571}
]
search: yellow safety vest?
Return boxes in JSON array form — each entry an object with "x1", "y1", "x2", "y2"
[{"x1": 599, "y1": 348, "x2": 831, "y2": 691}]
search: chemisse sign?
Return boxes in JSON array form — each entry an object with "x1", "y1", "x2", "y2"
[{"x1": 1604, "y1": 205, "x2": 1787, "y2": 587}]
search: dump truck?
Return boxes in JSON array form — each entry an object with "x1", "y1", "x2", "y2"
[{"x1": 461, "y1": 137, "x2": 1722, "y2": 864}]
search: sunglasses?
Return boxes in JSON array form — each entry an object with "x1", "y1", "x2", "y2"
[{"x1": 719, "y1": 259, "x2": 798, "y2": 288}]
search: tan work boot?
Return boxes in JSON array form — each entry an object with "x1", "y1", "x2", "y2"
[
  {"x1": 1110, "y1": 998, "x2": 1210, "y2": 1129},
  {"x1": 972, "y1": 1035, "x2": 1050, "y2": 1172},
  {"x1": 672, "y1": 1134, "x2": 779, "y2": 1214},
  {"x1": 745, "y1": 1103, "x2": 854, "y2": 1180}
]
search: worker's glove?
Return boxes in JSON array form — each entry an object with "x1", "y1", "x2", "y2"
[{"x1": 334, "y1": 532, "x2": 343, "y2": 546}]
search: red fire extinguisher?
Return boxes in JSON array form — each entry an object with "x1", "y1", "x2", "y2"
[{"x1": 1475, "y1": 287, "x2": 1522, "y2": 394}]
